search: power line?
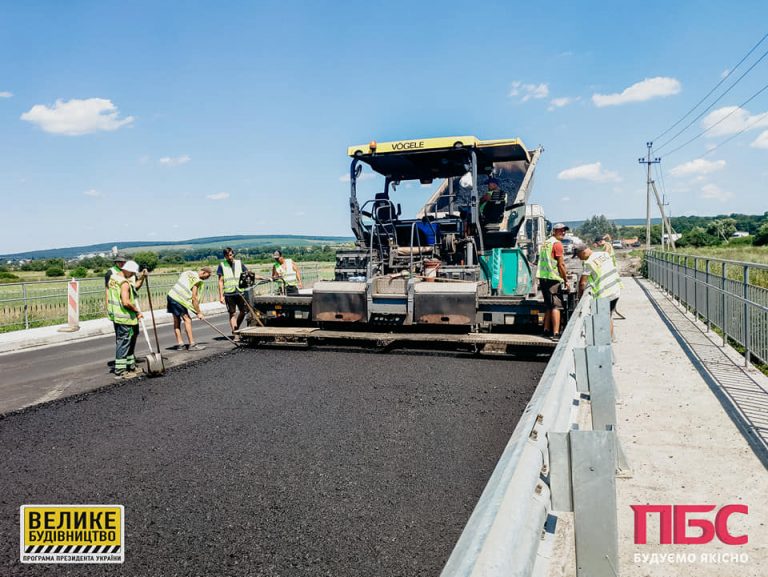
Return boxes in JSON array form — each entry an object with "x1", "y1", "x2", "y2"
[
  {"x1": 652, "y1": 32, "x2": 768, "y2": 142},
  {"x1": 698, "y1": 107, "x2": 768, "y2": 158},
  {"x1": 661, "y1": 78, "x2": 768, "y2": 157},
  {"x1": 654, "y1": 42, "x2": 768, "y2": 153}
]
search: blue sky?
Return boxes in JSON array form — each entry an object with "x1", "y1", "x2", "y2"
[{"x1": 1, "y1": 0, "x2": 767, "y2": 253}]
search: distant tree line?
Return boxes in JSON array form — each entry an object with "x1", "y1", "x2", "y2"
[{"x1": 576, "y1": 212, "x2": 768, "y2": 248}]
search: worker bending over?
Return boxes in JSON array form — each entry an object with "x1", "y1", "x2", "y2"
[
  {"x1": 107, "y1": 260, "x2": 143, "y2": 379},
  {"x1": 271, "y1": 250, "x2": 302, "y2": 295},
  {"x1": 536, "y1": 223, "x2": 569, "y2": 341},
  {"x1": 167, "y1": 267, "x2": 213, "y2": 351},
  {"x1": 574, "y1": 243, "x2": 621, "y2": 335},
  {"x1": 218, "y1": 247, "x2": 248, "y2": 338}
]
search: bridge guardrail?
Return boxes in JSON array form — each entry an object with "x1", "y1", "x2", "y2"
[
  {"x1": 646, "y1": 250, "x2": 768, "y2": 367},
  {"x1": 440, "y1": 293, "x2": 624, "y2": 577}
]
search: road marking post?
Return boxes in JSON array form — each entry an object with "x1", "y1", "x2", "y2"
[{"x1": 58, "y1": 279, "x2": 80, "y2": 333}]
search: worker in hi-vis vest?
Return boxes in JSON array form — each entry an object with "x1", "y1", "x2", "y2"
[
  {"x1": 217, "y1": 247, "x2": 249, "y2": 338},
  {"x1": 166, "y1": 267, "x2": 213, "y2": 351},
  {"x1": 271, "y1": 250, "x2": 302, "y2": 296},
  {"x1": 104, "y1": 254, "x2": 146, "y2": 321},
  {"x1": 574, "y1": 242, "x2": 622, "y2": 336},
  {"x1": 536, "y1": 223, "x2": 569, "y2": 341},
  {"x1": 107, "y1": 260, "x2": 143, "y2": 379}
]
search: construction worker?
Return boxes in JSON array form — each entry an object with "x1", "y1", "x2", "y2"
[
  {"x1": 271, "y1": 250, "x2": 302, "y2": 295},
  {"x1": 167, "y1": 267, "x2": 213, "y2": 351},
  {"x1": 594, "y1": 234, "x2": 623, "y2": 290},
  {"x1": 107, "y1": 260, "x2": 143, "y2": 379},
  {"x1": 218, "y1": 247, "x2": 249, "y2": 338},
  {"x1": 104, "y1": 254, "x2": 146, "y2": 319},
  {"x1": 574, "y1": 242, "x2": 622, "y2": 335},
  {"x1": 536, "y1": 223, "x2": 569, "y2": 340}
]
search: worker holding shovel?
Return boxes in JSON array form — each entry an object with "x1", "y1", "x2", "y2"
[
  {"x1": 166, "y1": 267, "x2": 213, "y2": 351},
  {"x1": 106, "y1": 260, "x2": 143, "y2": 379}
]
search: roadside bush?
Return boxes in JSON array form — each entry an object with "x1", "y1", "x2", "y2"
[
  {"x1": 0, "y1": 271, "x2": 20, "y2": 282},
  {"x1": 70, "y1": 266, "x2": 89, "y2": 278},
  {"x1": 727, "y1": 235, "x2": 753, "y2": 246},
  {"x1": 45, "y1": 266, "x2": 65, "y2": 277}
]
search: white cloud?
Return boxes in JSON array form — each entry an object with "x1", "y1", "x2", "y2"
[
  {"x1": 20, "y1": 98, "x2": 134, "y2": 135},
  {"x1": 592, "y1": 77, "x2": 681, "y2": 107},
  {"x1": 548, "y1": 96, "x2": 577, "y2": 111},
  {"x1": 339, "y1": 172, "x2": 375, "y2": 183},
  {"x1": 561, "y1": 196, "x2": 571, "y2": 202},
  {"x1": 159, "y1": 155, "x2": 191, "y2": 167},
  {"x1": 0, "y1": 91, "x2": 12, "y2": 98},
  {"x1": 669, "y1": 158, "x2": 726, "y2": 177},
  {"x1": 720, "y1": 69, "x2": 730, "y2": 79},
  {"x1": 557, "y1": 162, "x2": 621, "y2": 183},
  {"x1": 751, "y1": 129, "x2": 768, "y2": 149},
  {"x1": 700, "y1": 106, "x2": 768, "y2": 137},
  {"x1": 206, "y1": 192, "x2": 230, "y2": 201},
  {"x1": 700, "y1": 183, "x2": 732, "y2": 202},
  {"x1": 82, "y1": 189, "x2": 103, "y2": 198},
  {"x1": 509, "y1": 81, "x2": 549, "y2": 102}
]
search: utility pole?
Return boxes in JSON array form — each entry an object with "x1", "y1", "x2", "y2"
[{"x1": 638, "y1": 142, "x2": 660, "y2": 249}]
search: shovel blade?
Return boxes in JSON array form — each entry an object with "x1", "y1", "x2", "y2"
[{"x1": 145, "y1": 353, "x2": 165, "y2": 376}]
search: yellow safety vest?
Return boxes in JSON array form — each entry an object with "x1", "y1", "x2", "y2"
[
  {"x1": 168, "y1": 271, "x2": 203, "y2": 312},
  {"x1": 220, "y1": 260, "x2": 243, "y2": 294},
  {"x1": 584, "y1": 252, "x2": 621, "y2": 300},
  {"x1": 537, "y1": 237, "x2": 563, "y2": 282},
  {"x1": 275, "y1": 259, "x2": 298, "y2": 287},
  {"x1": 108, "y1": 273, "x2": 138, "y2": 325}
]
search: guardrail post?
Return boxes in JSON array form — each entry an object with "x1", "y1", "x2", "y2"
[
  {"x1": 22, "y1": 282, "x2": 29, "y2": 330},
  {"x1": 744, "y1": 265, "x2": 751, "y2": 367},
  {"x1": 590, "y1": 299, "x2": 611, "y2": 346},
  {"x1": 722, "y1": 263, "x2": 727, "y2": 347},
  {"x1": 705, "y1": 259, "x2": 711, "y2": 332},
  {"x1": 693, "y1": 257, "x2": 698, "y2": 319}
]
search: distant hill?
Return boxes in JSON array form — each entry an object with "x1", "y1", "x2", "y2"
[{"x1": 2, "y1": 235, "x2": 354, "y2": 260}]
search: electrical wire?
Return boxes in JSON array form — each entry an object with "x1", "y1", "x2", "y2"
[
  {"x1": 654, "y1": 42, "x2": 768, "y2": 153},
  {"x1": 661, "y1": 78, "x2": 768, "y2": 157},
  {"x1": 652, "y1": 32, "x2": 768, "y2": 143}
]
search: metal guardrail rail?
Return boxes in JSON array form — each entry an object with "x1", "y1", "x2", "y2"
[
  {"x1": 646, "y1": 250, "x2": 768, "y2": 367},
  {"x1": 0, "y1": 264, "x2": 331, "y2": 332},
  {"x1": 440, "y1": 294, "x2": 624, "y2": 577}
]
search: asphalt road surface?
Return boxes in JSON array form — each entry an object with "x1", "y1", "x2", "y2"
[
  {"x1": 0, "y1": 348, "x2": 544, "y2": 577},
  {"x1": 0, "y1": 314, "x2": 236, "y2": 415}
]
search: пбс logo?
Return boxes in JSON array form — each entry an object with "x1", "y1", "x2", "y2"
[{"x1": 631, "y1": 504, "x2": 748, "y2": 545}]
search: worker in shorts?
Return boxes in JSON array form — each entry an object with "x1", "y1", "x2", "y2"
[
  {"x1": 574, "y1": 243, "x2": 621, "y2": 336},
  {"x1": 217, "y1": 247, "x2": 248, "y2": 339},
  {"x1": 167, "y1": 267, "x2": 213, "y2": 351},
  {"x1": 536, "y1": 223, "x2": 569, "y2": 340}
]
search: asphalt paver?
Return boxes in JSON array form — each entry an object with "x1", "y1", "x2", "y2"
[{"x1": 0, "y1": 348, "x2": 544, "y2": 577}]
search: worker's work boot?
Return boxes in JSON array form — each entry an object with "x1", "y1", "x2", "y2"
[{"x1": 188, "y1": 343, "x2": 206, "y2": 351}]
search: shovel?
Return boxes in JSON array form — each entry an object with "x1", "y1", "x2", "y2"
[{"x1": 142, "y1": 275, "x2": 166, "y2": 376}]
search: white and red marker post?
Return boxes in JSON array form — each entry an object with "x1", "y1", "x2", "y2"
[{"x1": 58, "y1": 278, "x2": 80, "y2": 332}]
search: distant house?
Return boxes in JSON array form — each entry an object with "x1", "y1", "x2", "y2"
[
  {"x1": 731, "y1": 231, "x2": 750, "y2": 238},
  {"x1": 622, "y1": 237, "x2": 639, "y2": 247}
]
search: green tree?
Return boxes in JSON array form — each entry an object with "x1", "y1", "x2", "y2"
[
  {"x1": 706, "y1": 218, "x2": 736, "y2": 242},
  {"x1": 753, "y1": 223, "x2": 768, "y2": 246},
  {"x1": 577, "y1": 215, "x2": 618, "y2": 241},
  {"x1": 677, "y1": 226, "x2": 718, "y2": 247},
  {"x1": 131, "y1": 251, "x2": 159, "y2": 272},
  {"x1": 70, "y1": 266, "x2": 89, "y2": 278},
  {"x1": 45, "y1": 266, "x2": 65, "y2": 277}
]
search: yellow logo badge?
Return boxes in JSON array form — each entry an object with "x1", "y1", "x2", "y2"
[{"x1": 20, "y1": 505, "x2": 124, "y2": 564}]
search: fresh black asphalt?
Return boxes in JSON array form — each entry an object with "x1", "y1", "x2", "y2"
[{"x1": 0, "y1": 347, "x2": 544, "y2": 577}]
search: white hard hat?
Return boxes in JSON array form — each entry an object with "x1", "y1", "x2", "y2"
[{"x1": 121, "y1": 260, "x2": 140, "y2": 274}]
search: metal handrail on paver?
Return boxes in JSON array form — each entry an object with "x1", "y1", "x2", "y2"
[
  {"x1": 645, "y1": 250, "x2": 768, "y2": 367},
  {"x1": 441, "y1": 292, "x2": 622, "y2": 577}
]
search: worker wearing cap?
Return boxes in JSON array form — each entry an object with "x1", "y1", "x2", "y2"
[
  {"x1": 107, "y1": 260, "x2": 143, "y2": 379},
  {"x1": 536, "y1": 223, "x2": 569, "y2": 340},
  {"x1": 167, "y1": 267, "x2": 213, "y2": 351},
  {"x1": 217, "y1": 247, "x2": 249, "y2": 338},
  {"x1": 574, "y1": 243, "x2": 621, "y2": 335},
  {"x1": 104, "y1": 254, "x2": 146, "y2": 320},
  {"x1": 271, "y1": 250, "x2": 302, "y2": 296}
]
